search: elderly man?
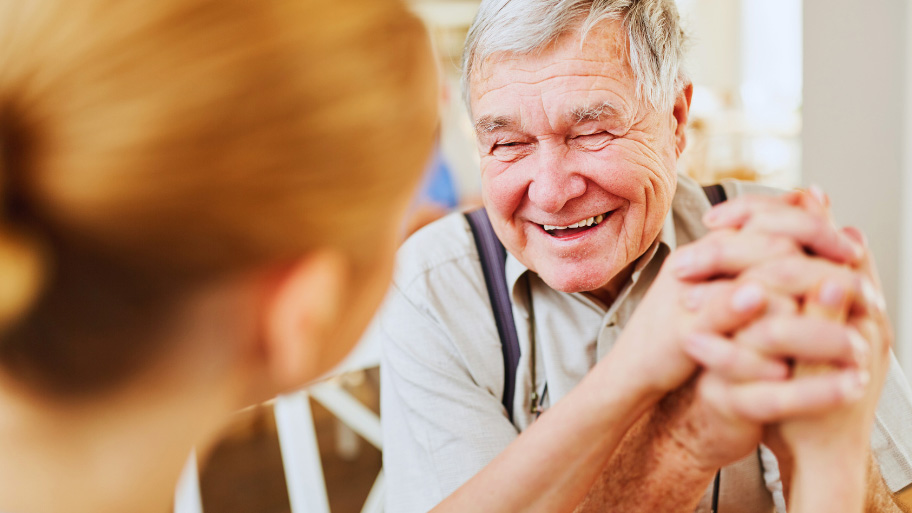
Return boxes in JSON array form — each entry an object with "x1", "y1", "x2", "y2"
[{"x1": 379, "y1": 0, "x2": 912, "y2": 511}]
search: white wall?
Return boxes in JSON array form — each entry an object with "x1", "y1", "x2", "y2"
[
  {"x1": 803, "y1": 0, "x2": 910, "y2": 374},
  {"x1": 902, "y1": 0, "x2": 912, "y2": 376},
  {"x1": 741, "y1": 0, "x2": 802, "y2": 116},
  {"x1": 680, "y1": 0, "x2": 742, "y2": 95}
]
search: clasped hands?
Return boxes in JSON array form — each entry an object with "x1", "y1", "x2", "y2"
[{"x1": 614, "y1": 187, "x2": 892, "y2": 505}]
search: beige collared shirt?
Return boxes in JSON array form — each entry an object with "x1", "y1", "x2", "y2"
[{"x1": 378, "y1": 174, "x2": 912, "y2": 513}]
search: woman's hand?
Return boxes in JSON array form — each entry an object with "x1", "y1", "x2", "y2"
[{"x1": 775, "y1": 227, "x2": 892, "y2": 513}]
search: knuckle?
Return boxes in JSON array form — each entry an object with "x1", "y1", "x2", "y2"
[
  {"x1": 690, "y1": 282, "x2": 726, "y2": 317},
  {"x1": 835, "y1": 326, "x2": 858, "y2": 359},
  {"x1": 873, "y1": 326, "x2": 892, "y2": 359},
  {"x1": 764, "y1": 258, "x2": 802, "y2": 289},
  {"x1": 767, "y1": 234, "x2": 799, "y2": 257},
  {"x1": 804, "y1": 215, "x2": 831, "y2": 242},
  {"x1": 706, "y1": 227, "x2": 738, "y2": 243},
  {"x1": 700, "y1": 240, "x2": 723, "y2": 269},
  {"x1": 719, "y1": 345, "x2": 741, "y2": 373},
  {"x1": 758, "y1": 319, "x2": 782, "y2": 352},
  {"x1": 741, "y1": 393, "x2": 780, "y2": 422},
  {"x1": 764, "y1": 393, "x2": 788, "y2": 419},
  {"x1": 854, "y1": 321, "x2": 889, "y2": 361},
  {"x1": 829, "y1": 378, "x2": 850, "y2": 406},
  {"x1": 861, "y1": 278, "x2": 886, "y2": 314},
  {"x1": 765, "y1": 294, "x2": 798, "y2": 316}
]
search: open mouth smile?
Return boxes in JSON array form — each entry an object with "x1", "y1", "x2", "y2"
[{"x1": 539, "y1": 212, "x2": 610, "y2": 238}]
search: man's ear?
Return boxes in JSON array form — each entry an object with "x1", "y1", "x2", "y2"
[
  {"x1": 261, "y1": 250, "x2": 348, "y2": 393},
  {"x1": 673, "y1": 81, "x2": 694, "y2": 157}
]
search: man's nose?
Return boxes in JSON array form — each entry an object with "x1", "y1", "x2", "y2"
[{"x1": 527, "y1": 147, "x2": 586, "y2": 214}]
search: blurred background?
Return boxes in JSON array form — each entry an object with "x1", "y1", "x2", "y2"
[{"x1": 188, "y1": 1, "x2": 912, "y2": 512}]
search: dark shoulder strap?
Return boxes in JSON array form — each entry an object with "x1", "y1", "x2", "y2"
[
  {"x1": 466, "y1": 184, "x2": 724, "y2": 424},
  {"x1": 702, "y1": 183, "x2": 727, "y2": 513},
  {"x1": 465, "y1": 208, "x2": 521, "y2": 423},
  {"x1": 702, "y1": 183, "x2": 727, "y2": 206}
]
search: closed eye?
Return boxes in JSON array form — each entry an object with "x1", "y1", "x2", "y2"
[
  {"x1": 572, "y1": 131, "x2": 615, "y2": 149},
  {"x1": 575, "y1": 131, "x2": 613, "y2": 140},
  {"x1": 491, "y1": 140, "x2": 533, "y2": 161}
]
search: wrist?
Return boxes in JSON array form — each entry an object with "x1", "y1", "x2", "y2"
[
  {"x1": 787, "y1": 425, "x2": 871, "y2": 463},
  {"x1": 598, "y1": 341, "x2": 679, "y2": 418},
  {"x1": 792, "y1": 443, "x2": 869, "y2": 475},
  {"x1": 590, "y1": 351, "x2": 667, "y2": 423},
  {"x1": 789, "y1": 447, "x2": 868, "y2": 513},
  {"x1": 647, "y1": 386, "x2": 724, "y2": 474}
]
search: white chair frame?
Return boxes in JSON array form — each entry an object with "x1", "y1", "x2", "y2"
[{"x1": 175, "y1": 326, "x2": 385, "y2": 513}]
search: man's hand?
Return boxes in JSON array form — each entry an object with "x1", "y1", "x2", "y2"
[
  {"x1": 683, "y1": 190, "x2": 904, "y2": 511},
  {"x1": 662, "y1": 277, "x2": 869, "y2": 473},
  {"x1": 657, "y1": 190, "x2": 874, "y2": 473},
  {"x1": 582, "y1": 219, "x2": 863, "y2": 512},
  {"x1": 608, "y1": 234, "x2": 781, "y2": 403},
  {"x1": 579, "y1": 190, "x2": 890, "y2": 512},
  {"x1": 612, "y1": 188, "x2": 853, "y2": 398}
]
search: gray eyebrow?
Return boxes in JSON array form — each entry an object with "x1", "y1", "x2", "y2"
[
  {"x1": 474, "y1": 100, "x2": 628, "y2": 135},
  {"x1": 569, "y1": 100, "x2": 628, "y2": 124},
  {"x1": 473, "y1": 115, "x2": 514, "y2": 134}
]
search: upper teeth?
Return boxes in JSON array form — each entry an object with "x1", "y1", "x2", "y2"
[{"x1": 543, "y1": 214, "x2": 605, "y2": 231}]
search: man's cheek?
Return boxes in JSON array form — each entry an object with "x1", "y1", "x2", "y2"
[{"x1": 486, "y1": 174, "x2": 525, "y2": 217}]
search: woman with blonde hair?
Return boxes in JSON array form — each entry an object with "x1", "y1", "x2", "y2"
[
  {"x1": 0, "y1": 1, "x2": 878, "y2": 512},
  {"x1": 0, "y1": 1, "x2": 437, "y2": 511}
]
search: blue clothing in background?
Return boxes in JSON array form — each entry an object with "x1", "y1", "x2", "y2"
[{"x1": 418, "y1": 147, "x2": 458, "y2": 209}]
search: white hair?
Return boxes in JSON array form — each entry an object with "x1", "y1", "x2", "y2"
[{"x1": 462, "y1": 0, "x2": 688, "y2": 112}]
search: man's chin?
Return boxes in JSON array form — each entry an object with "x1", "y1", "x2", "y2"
[{"x1": 535, "y1": 266, "x2": 618, "y2": 297}]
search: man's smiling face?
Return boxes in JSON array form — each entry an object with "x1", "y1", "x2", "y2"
[{"x1": 469, "y1": 21, "x2": 690, "y2": 302}]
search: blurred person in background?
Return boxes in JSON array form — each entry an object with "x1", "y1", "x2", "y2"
[
  {"x1": 405, "y1": 76, "x2": 481, "y2": 237},
  {"x1": 378, "y1": 0, "x2": 912, "y2": 512},
  {"x1": 405, "y1": 141, "x2": 461, "y2": 236}
]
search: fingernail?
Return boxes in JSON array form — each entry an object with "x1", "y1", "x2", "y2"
[
  {"x1": 818, "y1": 280, "x2": 845, "y2": 308},
  {"x1": 809, "y1": 184, "x2": 827, "y2": 205},
  {"x1": 732, "y1": 283, "x2": 765, "y2": 313},
  {"x1": 841, "y1": 370, "x2": 869, "y2": 401}
]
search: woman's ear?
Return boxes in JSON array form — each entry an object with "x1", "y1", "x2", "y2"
[{"x1": 260, "y1": 250, "x2": 349, "y2": 393}]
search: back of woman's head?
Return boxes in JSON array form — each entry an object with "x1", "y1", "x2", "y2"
[{"x1": 0, "y1": 0, "x2": 437, "y2": 396}]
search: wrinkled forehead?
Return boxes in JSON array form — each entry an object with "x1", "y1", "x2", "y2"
[
  {"x1": 469, "y1": 21, "x2": 637, "y2": 121},
  {"x1": 468, "y1": 20, "x2": 635, "y2": 112}
]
